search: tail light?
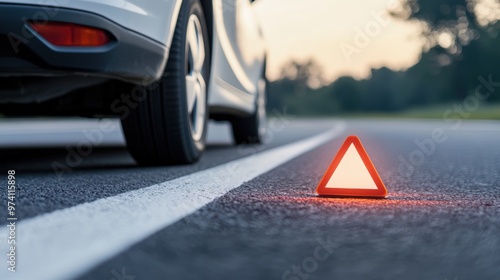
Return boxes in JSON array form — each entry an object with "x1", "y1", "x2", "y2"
[{"x1": 29, "y1": 21, "x2": 110, "y2": 47}]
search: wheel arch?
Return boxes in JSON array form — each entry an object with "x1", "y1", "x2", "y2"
[{"x1": 199, "y1": 0, "x2": 214, "y2": 60}]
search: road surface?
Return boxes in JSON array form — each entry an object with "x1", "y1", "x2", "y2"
[{"x1": 0, "y1": 118, "x2": 499, "y2": 280}]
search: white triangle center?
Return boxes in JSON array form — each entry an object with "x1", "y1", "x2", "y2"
[{"x1": 325, "y1": 143, "x2": 378, "y2": 190}]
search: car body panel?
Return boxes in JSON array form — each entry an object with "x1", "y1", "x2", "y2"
[
  {"x1": 209, "y1": 0, "x2": 265, "y2": 115},
  {"x1": 0, "y1": 0, "x2": 266, "y2": 116},
  {"x1": 0, "y1": 0, "x2": 182, "y2": 47}
]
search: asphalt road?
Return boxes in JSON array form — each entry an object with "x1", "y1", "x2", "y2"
[{"x1": 1, "y1": 118, "x2": 499, "y2": 280}]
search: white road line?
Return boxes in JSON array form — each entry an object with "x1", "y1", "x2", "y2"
[{"x1": 0, "y1": 122, "x2": 345, "y2": 280}]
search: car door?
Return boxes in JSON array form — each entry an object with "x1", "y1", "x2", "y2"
[{"x1": 213, "y1": 0, "x2": 265, "y2": 96}]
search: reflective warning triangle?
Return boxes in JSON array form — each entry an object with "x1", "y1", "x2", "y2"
[{"x1": 316, "y1": 136, "x2": 387, "y2": 198}]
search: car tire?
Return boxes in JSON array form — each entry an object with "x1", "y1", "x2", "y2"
[
  {"x1": 121, "y1": 0, "x2": 210, "y2": 165},
  {"x1": 230, "y1": 67, "x2": 267, "y2": 144}
]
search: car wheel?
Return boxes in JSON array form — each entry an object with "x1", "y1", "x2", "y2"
[
  {"x1": 230, "y1": 67, "x2": 267, "y2": 144},
  {"x1": 121, "y1": 0, "x2": 210, "y2": 165}
]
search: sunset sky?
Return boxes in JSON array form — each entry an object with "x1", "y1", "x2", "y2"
[{"x1": 254, "y1": 0, "x2": 424, "y2": 82}]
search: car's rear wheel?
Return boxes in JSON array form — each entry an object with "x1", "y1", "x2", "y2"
[
  {"x1": 230, "y1": 67, "x2": 267, "y2": 144},
  {"x1": 121, "y1": 0, "x2": 210, "y2": 165}
]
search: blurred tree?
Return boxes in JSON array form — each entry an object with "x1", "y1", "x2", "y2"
[
  {"x1": 393, "y1": 0, "x2": 500, "y2": 100},
  {"x1": 267, "y1": 60, "x2": 330, "y2": 114},
  {"x1": 266, "y1": 0, "x2": 500, "y2": 116},
  {"x1": 328, "y1": 76, "x2": 362, "y2": 112}
]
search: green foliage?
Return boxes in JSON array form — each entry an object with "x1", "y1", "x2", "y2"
[{"x1": 267, "y1": 0, "x2": 500, "y2": 116}]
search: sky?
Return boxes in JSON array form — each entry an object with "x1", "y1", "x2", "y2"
[{"x1": 253, "y1": 0, "x2": 424, "y2": 83}]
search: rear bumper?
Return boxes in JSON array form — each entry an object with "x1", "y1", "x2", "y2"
[{"x1": 0, "y1": 4, "x2": 168, "y2": 84}]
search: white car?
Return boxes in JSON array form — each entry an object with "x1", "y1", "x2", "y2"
[{"x1": 0, "y1": 0, "x2": 267, "y2": 165}]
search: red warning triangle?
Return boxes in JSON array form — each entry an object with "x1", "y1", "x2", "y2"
[{"x1": 316, "y1": 136, "x2": 387, "y2": 198}]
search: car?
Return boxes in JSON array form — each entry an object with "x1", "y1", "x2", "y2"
[{"x1": 0, "y1": 0, "x2": 267, "y2": 165}]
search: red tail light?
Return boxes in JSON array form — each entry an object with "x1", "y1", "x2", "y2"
[{"x1": 29, "y1": 22, "x2": 110, "y2": 47}]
